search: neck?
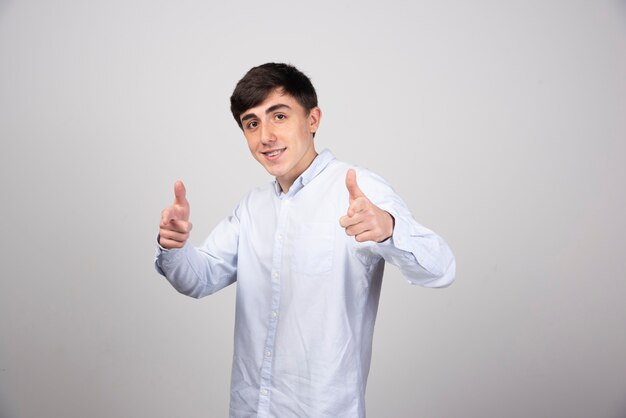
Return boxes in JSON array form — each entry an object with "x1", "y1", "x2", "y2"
[{"x1": 277, "y1": 149, "x2": 318, "y2": 193}]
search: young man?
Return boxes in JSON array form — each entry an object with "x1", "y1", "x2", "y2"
[{"x1": 155, "y1": 63, "x2": 455, "y2": 417}]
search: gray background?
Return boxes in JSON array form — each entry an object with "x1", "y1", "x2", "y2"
[{"x1": 1, "y1": 0, "x2": 625, "y2": 417}]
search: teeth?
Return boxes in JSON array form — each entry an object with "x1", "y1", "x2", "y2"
[{"x1": 266, "y1": 149, "x2": 282, "y2": 157}]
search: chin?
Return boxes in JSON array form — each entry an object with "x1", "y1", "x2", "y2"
[{"x1": 260, "y1": 163, "x2": 285, "y2": 177}]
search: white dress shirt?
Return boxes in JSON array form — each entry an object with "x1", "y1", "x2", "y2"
[{"x1": 155, "y1": 149, "x2": 455, "y2": 417}]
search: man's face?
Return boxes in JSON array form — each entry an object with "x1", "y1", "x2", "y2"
[{"x1": 240, "y1": 88, "x2": 321, "y2": 192}]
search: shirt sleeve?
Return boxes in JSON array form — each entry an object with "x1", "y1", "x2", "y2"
[
  {"x1": 352, "y1": 168, "x2": 456, "y2": 288},
  {"x1": 154, "y1": 206, "x2": 240, "y2": 298}
]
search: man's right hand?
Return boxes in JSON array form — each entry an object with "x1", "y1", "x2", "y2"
[{"x1": 159, "y1": 180, "x2": 192, "y2": 249}]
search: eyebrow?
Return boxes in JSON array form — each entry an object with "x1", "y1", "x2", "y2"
[
  {"x1": 241, "y1": 103, "x2": 292, "y2": 123},
  {"x1": 266, "y1": 103, "x2": 291, "y2": 113},
  {"x1": 240, "y1": 113, "x2": 257, "y2": 123}
]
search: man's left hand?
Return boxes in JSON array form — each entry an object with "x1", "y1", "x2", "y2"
[{"x1": 339, "y1": 169, "x2": 394, "y2": 243}]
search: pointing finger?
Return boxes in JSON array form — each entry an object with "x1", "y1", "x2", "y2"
[
  {"x1": 339, "y1": 214, "x2": 359, "y2": 228},
  {"x1": 168, "y1": 205, "x2": 187, "y2": 221},
  {"x1": 347, "y1": 197, "x2": 368, "y2": 217},
  {"x1": 344, "y1": 220, "x2": 371, "y2": 238},
  {"x1": 161, "y1": 208, "x2": 170, "y2": 226}
]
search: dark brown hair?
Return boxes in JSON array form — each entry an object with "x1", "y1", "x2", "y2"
[{"x1": 230, "y1": 63, "x2": 318, "y2": 130}]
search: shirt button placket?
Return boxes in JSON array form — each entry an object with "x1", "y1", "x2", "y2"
[{"x1": 257, "y1": 199, "x2": 290, "y2": 416}]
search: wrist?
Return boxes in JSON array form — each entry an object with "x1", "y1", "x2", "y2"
[{"x1": 378, "y1": 212, "x2": 395, "y2": 243}]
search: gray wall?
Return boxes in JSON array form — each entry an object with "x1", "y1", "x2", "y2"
[{"x1": 1, "y1": 1, "x2": 625, "y2": 417}]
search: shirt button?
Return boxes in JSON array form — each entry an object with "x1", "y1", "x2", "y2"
[
  {"x1": 260, "y1": 388, "x2": 268, "y2": 396},
  {"x1": 271, "y1": 311, "x2": 278, "y2": 319},
  {"x1": 273, "y1": 272, "x2": 279, "y2": 279},
  {"x1": 277, "y1": 234, "x2": 283, "y2": 240},
  {"x1": 265, "y1": 350, "x2": 272, "y2": 357}
]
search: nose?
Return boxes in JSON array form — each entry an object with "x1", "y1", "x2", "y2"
[{"x1": 260, "y1": 123, "x2": 276, "y2": 144}]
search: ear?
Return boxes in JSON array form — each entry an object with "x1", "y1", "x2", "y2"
[{"x1": 308, "y1": 106, "x2": 322, "y2": 134}]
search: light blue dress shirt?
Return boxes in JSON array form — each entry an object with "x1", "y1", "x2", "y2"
[{"x1": 155, "y1": 149, "x2": 455, "y2": 417}]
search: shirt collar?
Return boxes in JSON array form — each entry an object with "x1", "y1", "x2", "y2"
[{"x1": 272, "y1": 149, "x2": 336, "y2": 197}]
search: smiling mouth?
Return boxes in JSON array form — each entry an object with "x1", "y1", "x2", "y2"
[{"x1": 262, "y1": 148, "x2": 286, "y2": 158}]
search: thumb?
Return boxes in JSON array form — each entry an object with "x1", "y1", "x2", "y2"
[
  {"x1": 174, "y1": 180, "x2": 188, "y2": 207},
  {"x1": 345, "y1": 169, "x2": 365, "y2": 200}
]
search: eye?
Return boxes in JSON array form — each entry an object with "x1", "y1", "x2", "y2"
[
  {"x1": 275, "y1": 113, "x2": 286, "y2": 121},
  {"x1": 246, "y1": 120, "x2": 258, "y2": 129}
]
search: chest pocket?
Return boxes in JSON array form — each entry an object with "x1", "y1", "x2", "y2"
[{"x1": 290, "y1": 222, "x2": 335, "y2": 275}]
